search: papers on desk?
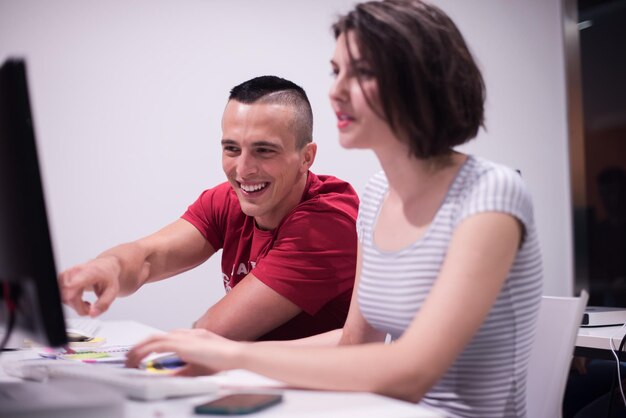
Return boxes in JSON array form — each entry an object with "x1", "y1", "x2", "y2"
[{"x1": 38, "y1": 345, "x2": 132, "y2": 365}]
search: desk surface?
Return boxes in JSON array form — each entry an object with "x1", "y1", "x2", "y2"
[
  {"x1": 577, "y1": 325, "x2": 626, "y2": 351},
  {"x1": 1, "y1": 320, "x2": 441, "y2": 418},
  {"x1": 576, "y1": 324, "x2": 626, "y2": 360}
]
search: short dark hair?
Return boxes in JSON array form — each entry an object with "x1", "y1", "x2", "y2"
[
  {"x1": 229, "y1": 76, "x2": 313, "y2": 149},
  {"x1": 332, "y1": 0, "x2": 486, "y2": 159}
]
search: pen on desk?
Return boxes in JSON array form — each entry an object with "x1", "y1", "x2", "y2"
[
  {"x1": 81, "y1": 357, "x2": 127, "y2": 364},
  {"x1": 144, "y1": 358, "x2": 186, "y2": 370}
]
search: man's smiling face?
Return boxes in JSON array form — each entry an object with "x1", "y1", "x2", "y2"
[{"x1": 221, "y1": 100, "x2": 313, "y2": 230}]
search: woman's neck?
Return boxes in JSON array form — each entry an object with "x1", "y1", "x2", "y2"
[{"x1": 374, "y1": 143, "x2": 463, "y2": 205}]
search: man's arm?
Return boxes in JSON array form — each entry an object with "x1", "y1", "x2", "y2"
[
  {"x1": 193, "y1": 273, "x2": 302, "y2": 341},
  {"x1": 194, "y1": 243, "x2": 381, "y2": 343},
  {"x1": 60, "y1": 219, "x2": 215, "y2": 317}
]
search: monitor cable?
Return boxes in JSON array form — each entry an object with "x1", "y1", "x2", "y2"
[{"x1": 608, "y1": 323, "x2": 626, "y2": 417}]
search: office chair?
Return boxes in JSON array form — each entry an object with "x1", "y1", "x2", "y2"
[
  {"x1": 525, "y1": 290, "x2": 589, "y2": 418},
  {"x1": 526, "y1": 290, "x2": 589, "y2": 418}
]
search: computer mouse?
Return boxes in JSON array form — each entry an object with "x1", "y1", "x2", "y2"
[
  {"x1": 139, "y1": 352, "x2": 186, "y2": 372},
  {"x1": 66, "y1": 330, "x2": 94, "y2": 342}
]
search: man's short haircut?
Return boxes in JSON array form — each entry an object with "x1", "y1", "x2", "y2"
[
  {"x1": 332, "y1": 0, "x2": 486, "y2": 159},
  {"x1": 229, "y1": 76, "x2": 313, "y2": 149}
]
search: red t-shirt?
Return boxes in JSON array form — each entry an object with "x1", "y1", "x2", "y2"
[{"x1": 182, "y1": 171, "x2": 358, "y2": 340}]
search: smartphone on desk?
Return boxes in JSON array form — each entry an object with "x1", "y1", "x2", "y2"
[{"x1": 194, "y1": 393, "x2": 283, "y2": 415}]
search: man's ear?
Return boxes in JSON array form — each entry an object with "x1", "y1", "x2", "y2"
[{"x1": 300, "y1": 142, "x2": 317, "y2": 172}]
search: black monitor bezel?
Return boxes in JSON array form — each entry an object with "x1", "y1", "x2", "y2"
[{"x1": 0, "y1": 58, "x2": 67, "y2": 348}]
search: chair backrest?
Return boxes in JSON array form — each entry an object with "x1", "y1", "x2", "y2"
[{"x1": 526, "y1": 290, "x2": 589, "y2": 418}]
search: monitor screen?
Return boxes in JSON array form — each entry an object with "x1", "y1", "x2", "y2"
[{"x1": 0, "y1": 58, "x2": 67, "y2": 348}]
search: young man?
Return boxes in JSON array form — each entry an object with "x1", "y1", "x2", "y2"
[{"x1": 60, "y1": 76, "x2": 358, "y2": 341}]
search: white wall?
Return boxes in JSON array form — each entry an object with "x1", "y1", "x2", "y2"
[{"x1": 0, "y1": 0, "x2": 573, "y2": 331}]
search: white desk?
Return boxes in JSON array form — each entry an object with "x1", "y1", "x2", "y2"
[
  {"x1": 576, "y1": 325, "x2": 626, "y2": 362},
  {"x1": 577, "y1": 325, "x2": 626, "y2": 351},
  {"x1": 1, "y1": 320, "x2": 441, "y2": 418}
]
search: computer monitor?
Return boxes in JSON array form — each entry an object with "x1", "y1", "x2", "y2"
[{"x1": 0, "y1": 58, "x2": 68, "y2": 348}]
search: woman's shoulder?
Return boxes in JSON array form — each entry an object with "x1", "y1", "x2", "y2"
[
  {"x1": 366, "y1": 170, "x2": 388, "y2": 188},
  {"x1": 464, "y1": 155, "x2": 521, "y2": 178},
  {"x1": 455, "y1": 155, "x2": 535, "y2": 225},
  {"x1": 361, "y1": 170, "x2": 389, "y2": 203},
  {"x1": 460, "y1": 155, "x2": 528, "y2": 196}
]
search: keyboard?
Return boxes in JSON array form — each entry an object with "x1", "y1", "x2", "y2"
[{"x1": 4, "y1": 359, "x2": 218, "y2": 401}]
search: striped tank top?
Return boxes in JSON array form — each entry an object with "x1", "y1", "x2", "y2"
[{"x1": 357, "y1": 155, "x2": 543, "y2": 418}]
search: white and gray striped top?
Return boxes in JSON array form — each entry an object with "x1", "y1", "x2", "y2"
[{"x1": 357, "y1": 155, "x2": 543, "y2": 418}]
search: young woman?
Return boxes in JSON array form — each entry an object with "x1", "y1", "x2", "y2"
[{"x1": 127, "y1": 1, "x2": 543, "y2": 416}]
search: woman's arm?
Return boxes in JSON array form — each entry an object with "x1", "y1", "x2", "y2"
[
  {"x1": 127, "y1": 212, "x2": 520, "y2": 402},
  {"x1": 253, "y1": 328, "x2": 344, "y2": 347}
]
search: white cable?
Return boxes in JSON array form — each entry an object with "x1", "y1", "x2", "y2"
[{"x1": 609, "y1": 322, "x2": 626, "y2": 408}]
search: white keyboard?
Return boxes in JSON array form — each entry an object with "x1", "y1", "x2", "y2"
[{"x1": 4, "y1": 359, "x2": 218, "y2": 401}]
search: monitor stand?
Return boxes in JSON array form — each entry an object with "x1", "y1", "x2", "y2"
[
  {"x1": 0, "y1": 379, "x2": 123, "y2": 418},
  {"x1": 582, "y1": 306, "x2": 626, "y2": 327}
]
